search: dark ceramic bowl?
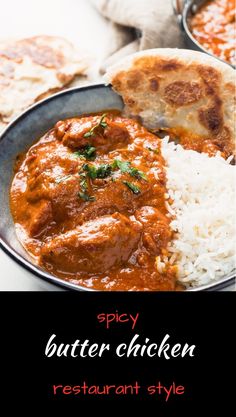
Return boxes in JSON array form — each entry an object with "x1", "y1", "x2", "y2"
[{"x1": 0, "y1": 84, "x2": 235, "y2": 291}]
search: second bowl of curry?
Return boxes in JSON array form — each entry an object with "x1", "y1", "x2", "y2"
[{"x1": 173, "y1": 0, "x2": 235, "y2": 67}]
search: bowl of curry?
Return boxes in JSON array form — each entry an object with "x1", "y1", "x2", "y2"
[
  {"x1": 0, "y1": 84, "x2": 234, "y2": 291},
  {"x1": 173, "y1": 0, "x2": 235, "y2": 67}
]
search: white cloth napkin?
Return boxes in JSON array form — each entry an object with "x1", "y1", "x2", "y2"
[{"x1": 90, "y1": 0, "x2": 185, "y2": 72}]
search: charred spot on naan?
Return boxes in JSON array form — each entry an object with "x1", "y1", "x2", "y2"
[
  {"x1": 198, "y1": 98, "x2": 223, "y2": 134},
  {"x1": 197, "y1": 65, "x2": 221, "y2": 95},
  {"x1": 125, "y1": 69, "x2": 144, "y2": 90},
  {"x1": 149, "y1": 77, "x2": 159, "y2": 92},
  {"x1": 164, "y1": 81, "x2": 203, "y2": 106},
  {"x1": 0, "y1": 38, "x2": 64, "y2": 69},
  {"x1": 113, "y1": 68, "x2": 160, "y2": 95}
]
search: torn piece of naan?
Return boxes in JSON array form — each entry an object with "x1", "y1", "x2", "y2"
[
  {"x1": 0, "y1": 35, "x2": 87, "y2": 130},
  {"x1": 105, "y1": 48, "x2": 236, "y2": 156}
]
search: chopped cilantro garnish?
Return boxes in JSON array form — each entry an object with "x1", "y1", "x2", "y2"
[
  {"x1": 83, "y1": 113, "x2": 107, "y2": 138},
  {"x1": 78, "y1": 192, "x2": 95, "y2": 202},
  {"x1": 82, "y1": 163, "x2": 112, "y2": 179},
  {"x1": 79, "y1": 172, "x2": 88, "y2": 192},
  {"x1": 96, "y1": 164, "x2": 112, "y2": 179},
  {"x1": 73, "y1": 144, "x2": 96, "y2": 160},
  {"x1": 123, "y1": 181, "x2": 140, "y2": 194},
  {"x1": 112, "y1": 159, "x2": 130, "y2": 172},
  {"x1": 99, "y1": 113, "x2": 107, "y2": 129},
  {"x1": 129, "y1": 166, "x2": 147, "y2": 180},
  {"x1": 82, "y1": 164, "x2": 98, "y2": 179},
  {"x1": 83, "y1": 131, "x2": 94, "y2": 138},
  {"x1": 78, "y1": 171, "x2": 95, "y2": 201},
  {"x1": 113, "y1": 159, "x2": 147, "y2": 180},
  {"x1": 147, "y1": 146, "x2": 159, "y2": 154},
  {"x1": 55, "y1": 175, "x2": 72, "y2": 184}
]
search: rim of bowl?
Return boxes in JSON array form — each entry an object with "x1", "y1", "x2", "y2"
[{"x1": 0, "y1": 84, "x2": 235, "y2": 292}]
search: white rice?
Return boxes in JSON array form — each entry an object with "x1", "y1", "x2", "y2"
[{"x1": 161, "y1": 138, "x2": 236, "y2": 287}]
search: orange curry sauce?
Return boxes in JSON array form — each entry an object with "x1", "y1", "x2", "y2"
[
  {"x1": 10, "y1": 113, "x2": 227, "y2": 291},
  {"x1": 10, "y1": 113, "x2": 181, "y2": 291},
  {"x1": 190, "y1": 0, "x2": 236, "y2": 66}
]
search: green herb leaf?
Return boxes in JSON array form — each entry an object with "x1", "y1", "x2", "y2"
[
  {"x1": 83, "y1": 131, "x2": 93, "y2": 138},
  {"x1": 55, "y1": 175, "x2": 72, "y2": 184},
  {"x1": 123, "y1": 181, "x2": 140, "y2": 194},
  {"x1": 73, "y1": 153, "x2": 85, "y2": 160},
  {"x1": 83, "y1": 113, "x2": 107, "y2": 138},
  {"x1": 78, "y1": 192, "x2": 95, "y2": 202},
  {"x1": 99, "y1": 113, "x2": 107, "y2": 128},
  {"x1": 113, "y1": 159, "x2": 147, "y2": 180},
  {"x1": 79, "y1": 173, "x2": 88, "y2": 193},
  {"x1": 113, "y1": 159, "x2": 131, "y2": 172},
  {"x1": 78, "y1": 172, "x2": 95, "y2": 201},
  {"x1": 129, "y1": 166, "x2": 147, "y2": 180},
  {"x1": 82, "y1": 163, "x2": 112, "y2": 179},
  {"x1": 147, "y1": 146, "x2": 159, "y2": 154},
  {"x1": 85, "y1": 146, "x2": 96, "y2": 158},
  {"x1": 73, "y1": 144, "x2": 96, "y2": 160},
  {"x1": 96, "y1": 164, "x2": 112, "y2": 178},
  {"x1": 82, "y1": 163, "x2": 98, "y2": 179}
]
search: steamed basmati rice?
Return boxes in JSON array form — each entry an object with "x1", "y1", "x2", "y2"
[{"x1": 162, "y1": 138, "x2": 236, "y2": 287}]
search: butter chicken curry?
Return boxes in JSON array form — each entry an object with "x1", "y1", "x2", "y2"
[
  {"x1": 11, "y1": 113, "x2": 177, "y2": 290},
  {"x1": 10, "y1": 112, "x2": 227, "y2": 290}
]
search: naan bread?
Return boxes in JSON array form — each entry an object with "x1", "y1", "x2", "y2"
[
  {"x1": 105, "y1": 48, "x2": 236, "y2": 155},
  {"x1": 0, "y1": 35, "x2": 87, "y2": 129}
]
